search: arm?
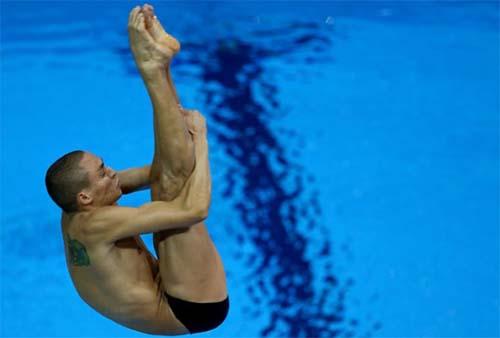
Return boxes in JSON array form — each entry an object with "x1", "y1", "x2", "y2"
[
  {"x1": 89, "y1": 122, "x2": 210, "y2": 243},
  {"x1": 92, "y1": 200, "x2": 204, "y2": 244},
  {"x1": 117, "y1": 165, "x2": 151, "y2": 195}
]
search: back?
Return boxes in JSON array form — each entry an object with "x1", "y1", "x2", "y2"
[{"x1": 60, "y1": 209, "x2": 177, "y2": 334}]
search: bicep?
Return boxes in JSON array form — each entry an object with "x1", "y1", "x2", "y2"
[{"x1": 91, "y1": 202, "x2": 204, "y2": 243}]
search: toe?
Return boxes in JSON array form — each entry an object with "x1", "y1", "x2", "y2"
[
  {"x1": 128, "y1": 6, "x2": 141, "y2": 26},
  {"x1": 152, "y1": 15, "x2": 168, "y2": 35},
  {"x1": 144, "y1": 3, "x2": 154, "y2": 12},
  {"x1": 142, "y1": 4, "x2": 154, "y2": 17},
  {"x1": 136, "y1": 14, "x2": 155, "y2": 43},
  {"x1": 135, "y1": 12, "x2": 145, "y2": 30}
]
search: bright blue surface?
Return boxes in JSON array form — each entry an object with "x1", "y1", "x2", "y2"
[{"x1": 1, "y1": 1, "x2": 499, "y2": 337}]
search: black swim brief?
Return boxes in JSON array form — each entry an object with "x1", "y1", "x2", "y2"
[{"x1": 165, "y1": 292, "x2": 229, "y2": 334}]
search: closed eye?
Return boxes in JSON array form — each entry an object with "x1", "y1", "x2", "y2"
[{"x1": 97, "y1": 158, "x2": 105, "y2": 176}]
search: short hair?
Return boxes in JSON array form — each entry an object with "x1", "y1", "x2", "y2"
[{"x1": 45, "y1": 150, "x2": 90, "y2": 213}]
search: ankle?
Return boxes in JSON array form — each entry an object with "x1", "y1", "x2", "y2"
[{"x1": 139, "y1": 63, "x2": 168, "y2": 81}]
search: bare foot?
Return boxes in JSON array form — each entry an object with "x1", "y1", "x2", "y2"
[
  {"x1": 127, "y1": 6, "x2": 175, "y2": 72},
  {"x1": 141, "y1": 4, "x2": 180, "y2": 57}
]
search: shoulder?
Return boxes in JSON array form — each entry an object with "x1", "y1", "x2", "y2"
[{"x1": 77, "y1": 206, "x2": 138, "y2": 243}]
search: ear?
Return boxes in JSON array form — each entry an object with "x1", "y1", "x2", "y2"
[{"x1": 77, "y1": 191, "x2": 93, "y2": 206}]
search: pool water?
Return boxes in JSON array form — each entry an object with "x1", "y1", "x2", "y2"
[{"x1": 1, "y1": 1, "x2": 498, "y2": 337}]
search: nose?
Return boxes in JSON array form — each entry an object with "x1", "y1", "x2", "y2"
[{"x1": 106, "y1": 166, "x2": 116, "y2": 178}]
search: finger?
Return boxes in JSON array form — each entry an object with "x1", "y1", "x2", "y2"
[
  {"x1": 189, "y1": 115, "x2": 196, "y2": 127},
  {"x1": 199, "y1": 116, "x2": 207, "y2": 127},
  {"x1": 186, "y1": 117, "x2": 196, "y2": 133},
  {"x1": 184, "y1": 109, "x2": 199, "y2": 115}
]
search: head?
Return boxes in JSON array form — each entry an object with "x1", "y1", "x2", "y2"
[{"x1": 45, "y1": 150, "x2": 122, "y2": 213}]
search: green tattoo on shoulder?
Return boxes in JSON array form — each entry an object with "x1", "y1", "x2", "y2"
[{"x1": 67, "y1": 234, "x2": 91, "y2": 266}]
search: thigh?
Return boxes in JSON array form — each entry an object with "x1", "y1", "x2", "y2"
[
  {"x1": 155, "y1": 221, "x2": 228, "y2": 302},
  {"x1": 151, "y1": 168, "x2": 189, "y2": 202},
  {"x1": 150, "y1": 177, "x2": 227, "y2": 302},
  {"x1": 150, "y1": 179, "x2": 188, "y2": 257}
]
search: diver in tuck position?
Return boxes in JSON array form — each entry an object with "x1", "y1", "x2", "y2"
[{"x1": 44, "y1": 4, "x2": 228, "y2": 335}]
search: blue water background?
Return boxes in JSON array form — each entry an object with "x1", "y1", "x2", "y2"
[{"x1": 1, "y1": 1, "x2": 499, "y2": 337}]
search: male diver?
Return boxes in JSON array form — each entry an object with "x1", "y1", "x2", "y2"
[{"x1": 44, "y1": 4, "x2": 228, "y2": 335}]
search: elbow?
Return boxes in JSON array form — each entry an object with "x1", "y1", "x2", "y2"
[
  {"x1": 196, "y1": 205, "x2": 209, "y2": 221},
  {"x1": 192, "y1": 205, "x2": 209, "y2": 223},
  {"x1": 181, "y1": 206, "x2": 208, "y2": 230},
  {"x1": 199, "y1": 196, "x2": 211, "y2": 220}
]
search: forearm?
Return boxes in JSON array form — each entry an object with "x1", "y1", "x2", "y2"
[{"x1": 117, "y1": 165, "x2": 151, "y2": 194}]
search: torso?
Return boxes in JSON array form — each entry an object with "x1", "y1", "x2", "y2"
[{"x1": 61, "y1": 210, "x2": 182, "y2": 334}]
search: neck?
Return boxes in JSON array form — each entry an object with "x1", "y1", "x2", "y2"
[{"x1": 79, "y1": 201, "x2": 119, "y2": 212}]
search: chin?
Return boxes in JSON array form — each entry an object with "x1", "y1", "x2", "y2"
[{"x1": 109, "y1": 192, "x2": 122, "y2": 206}]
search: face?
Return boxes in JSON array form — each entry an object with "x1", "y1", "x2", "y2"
[{"x1": 78, "y1": 152, "x2": 122, "y2": 209}]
